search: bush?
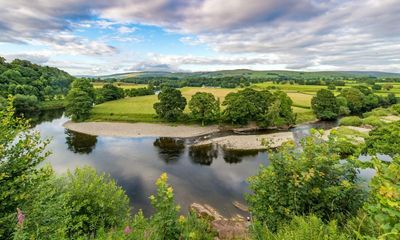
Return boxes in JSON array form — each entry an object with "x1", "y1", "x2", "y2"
[
  {"x1": 362, "y1": 116, "x2": 384, "y2": 127},
  {"x1": 365, "y1": 121, "x2": 400, "y2": 157},
  {"x1": 339, "y1": 116, "x2": 363, "y2": 126},
  {"x1": 246, "y1": 132, "x2": 366, "y2": 231},
  {"x1": 390, "y1": 103, "x2": 400, "y2": 114},
  {"x1": 363, "y1": 107, "x2": 392, "y2": 117},
  {"x1": 17, "y1": 167, "x2": 130, "y2": 239},
  {"x1": 251, "y1": 215, "x2": 349, "y2": 240}
]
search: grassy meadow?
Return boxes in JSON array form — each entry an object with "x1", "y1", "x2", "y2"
[{"x1": 90, "y1": 81, "x2": 399, "y2": 124}]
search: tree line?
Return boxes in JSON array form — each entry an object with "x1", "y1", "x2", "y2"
[
  {"x1": 153, "y1": 87, "x2": 296, "y2": 128},
  {"x1": 0, "y1": 56, "x2": 74, "y2": 114},
  {"x1": 311, "y1": 86, "x2": 398, "y2": 121}
]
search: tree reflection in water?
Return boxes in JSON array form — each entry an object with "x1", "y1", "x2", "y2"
[
  {"x1": 65, "y1": 129, "x2": 98, "y2": 154},
  {"x1": 223, "y1": 149, "x2": 259, "y2": 164},
  {"x1": 189, "y1": 144, "x2": 218, "y2": 165},
  {"x1": 153, "y1": 137, "x2": 185, "y2": 164}
]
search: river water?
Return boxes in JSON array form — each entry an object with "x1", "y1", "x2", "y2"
[{"x1": 32, "y1": 111, "x2": 369, "y2": 217}]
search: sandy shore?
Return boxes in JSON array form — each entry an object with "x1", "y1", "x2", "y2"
[
  {"x1": 192, "y1": 132, "x2": 294, "y2": 150},
  {"x1": 63, "y1": 121, "x2": 220, "y2": 138}
]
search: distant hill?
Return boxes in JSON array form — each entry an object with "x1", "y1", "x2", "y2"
[{"x1": 92, "y1": 69, "x2": 400, "y2": 80}]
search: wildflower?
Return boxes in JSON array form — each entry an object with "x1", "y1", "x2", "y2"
[
  {"x1": 124, "y1": 226, "x2": 132, "y2": 235},
  {"x1": 17, "y1": 208, "x2": 25, "y2": 226}
]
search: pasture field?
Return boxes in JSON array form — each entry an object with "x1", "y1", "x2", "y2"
[
  {"x1": 92, "y1": 82, "x2": 147, "y2": 89},
  {"x1": 89, "y1": 86, "x2": 315, "y2": 124}
]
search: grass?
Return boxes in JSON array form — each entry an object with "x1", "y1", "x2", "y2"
[
  {"x1": 334, "y1": 126, "x2": 369, "y2": 138},
  {"x1": 90, "y1": 86, "x2": 317, "y2": 124},
  {"x1": 92, "y1": 82, "x2": 148, "y2": 89}
]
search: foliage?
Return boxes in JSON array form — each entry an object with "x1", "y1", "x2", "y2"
[
  {"x1": 365, "y1": 121, "x2": 400, "y2": 157},
  {"x1": 363, "y1": 157, "x2": 400, "y2": 239},
  {"x1": 149, "y1": 173, "x2": 181, "y2": 240},
  {"x1": 251, "y1": 215, "x2": 349, "y2": 240},
  {"x1": 0, "y1": 98, "x2": 51, "y2": 239},
  {"x1": 363, "y1": 107, "x2": 393, "y2": 117},
  {"x1": 260, "y1": 90, "x2": 296, "y2": 128},
  {"x1": 65, "y1": 78, "x2": 95, "y2": 122},
  {"x1": 391, "y1": 103, "x2": 400, "y2": 114},
  {"x1": 247, "y1": 132, "x2": 366, "y2": 231},
  {"x1": 96, "y1": 83, "x2": 125, "y2": 104},
  {"x1": 0, "y1": 57, "x2": 73, "y2": 102},
  {"x1": 387, "y1": 92, "x2": 398, "y2": 105},
  {"x1": 339, "y1": 116, "x2": 363, "y2": 126},
  {"x1": 12, "y1": 94, "x2": 39, "y2": 114},
  {"x1": 189, "y1": 92, "x2": 220, "y2": 125},
  {"x1": 311, "y1": 89, "x2": 339, "y2": 120},
  {"x1": 153, "y1": 87, "x2": 187, "y2": 121},
  {"x1": 17, "y1": 167, "x2": 130, "y2": 239},
  {"x1": 340, "y1": 88, "x2": 365, "y2": 114},
  {"x1": 362, "y1": 116, "x2": 384, "y2": 127},
  {"x1": 222, "y1": 88, "x2": 272, "y2": 125},
  {"x1": 65, "y1": 89, "x2": 93, "y2": 121},
  {"x1": 336, "y1": 96, "x2": 351, "y2": 116}
]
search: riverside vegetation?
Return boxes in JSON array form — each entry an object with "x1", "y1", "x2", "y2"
[{"x1": 1, "y1": 97, "x2": 400, "y2": 239}]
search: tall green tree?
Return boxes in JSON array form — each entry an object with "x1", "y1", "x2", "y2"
[
  {"x1": 0, "y1": 98, "x2": 51, "y2": 239},
  {"x1": 260, "y1": 91, "x2": 296, "y2": 128},
  {"x1": 65, "y1": 79, "x2": 95, "y2": 122},
  {"x1": 340, "y1": 88, "x2": 365, "y2": 114},
  {"x1": 189, "y1": 92, "x2": 220, "y2": 125},
  {"x1": 153, "y1": 87, "x2": 187, "y2": 121},
  {"x1": 311, "y1": 89, "x2": 339, "y2": 120}
]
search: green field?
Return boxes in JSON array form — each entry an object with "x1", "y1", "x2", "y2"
[
  {"x1": 90, "y1": 86, "x2": 317, "y2": 124},
  {"x1": 92, "y1": 82, "x2": 147, "y2": 89},
  {"x1": 90, "y1": 82, "x2": 399, "y2": 124}
]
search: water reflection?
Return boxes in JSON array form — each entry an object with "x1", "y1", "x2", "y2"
[
  {"x1": 26, "y1": 109, "x2": 64, "y2": 127},
  {"x1": 153, "y1": 137, "x2": 185, "y2": 163},
  {"x1": 189, "y1": 144, "x2": 218, "y2": 165},
  {"x1": 223, "y1": 149, "x2": 260, "y2": 164},
  {"x1": 65, "y1": 129, "x2": 98, "y2": 154}
]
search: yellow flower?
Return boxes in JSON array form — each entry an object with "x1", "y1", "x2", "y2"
[{"x1": 179, "y1": 215, "x2": 186, "y2": 224}]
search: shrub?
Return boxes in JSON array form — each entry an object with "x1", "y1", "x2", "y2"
[
  {"x1": 251, "y1": 215, "x2": 349, "y2": 240},
  {"x1": 390, "y1": 103, "x2": 400, "y2": 114},
  {"x1": 18, "y1": 167, "x2": 130, "y2": 239},
  {"x1": 363, "y1": 107, "x2": 392, "y2": 117},
  {"x1": 12, "y1": 94, "x2": 39, "y2": 114},
  {"x1": 339, "y1": 116, "x2": 363, "y2": 126},
  {"x1": 362, "y1": 116, "x2": 384, "y2": 127},
  {"x1": 365, "y1": 121, "x2": 400, "y2": 157},
  {"x1": 246, "y1": 132, "x2": 366, "y2": 231}
]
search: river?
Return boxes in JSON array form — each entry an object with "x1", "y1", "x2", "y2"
[{"x1": 32, "y1": 111, "x2": 372, "y2": 217}]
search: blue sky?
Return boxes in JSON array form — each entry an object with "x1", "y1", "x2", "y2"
[{"x1": 1, "y1": 0, "x2": 399, "y2": 75}]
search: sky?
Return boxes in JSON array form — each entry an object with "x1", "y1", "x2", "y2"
[{"x1": 0, "y1": 0, "x2": 399, "y2": 75}]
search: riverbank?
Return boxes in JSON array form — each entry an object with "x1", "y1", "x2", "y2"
[
  {"x1": 63, "y1": 121, "x2": 220, "y2": 138},
  {"x1": 192, "y1": 132, "x2": 294, "y2": 150}
]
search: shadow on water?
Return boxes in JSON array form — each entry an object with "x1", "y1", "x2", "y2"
[
  {"x1": 223, "y1": 149, "x2": 260, "y2": 164},
  {"x1": 65, "y1": 129, "x2": 98, "y2": 154},
  {"x1": 153, "y1": 137, "x2": 185, "y2": 164}
]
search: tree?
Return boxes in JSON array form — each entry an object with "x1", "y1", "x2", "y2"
[
  {"x1": 372, "y1": 84, "x2": 382, "y2": 91},
  {"x1": 383, "y1": 84, "x2": 394, "y2": 91},
  {"x1": 65, "y1": 78, "x2": 95, "y2": 122},
  {"x1": 222, "y1": 88, "x2": 272, "y2": 125},
  {"x1": 311, "y1": 89, "x2": 339, "y2": 120},
  {"x1": 260, "y1": 91, "x2": 295, "y2": 128},
  {"x1": 189, "y1": 92, "x2": 219, "y2": 125},
  {"x1": 97, "y1": 83, "x2": 124, "y2": 103},
  {"x1": 340, "y1": 88, "x2": 365, "y2": 114},
  {"x1": 387, "y1": 92, "x2": 397, "y2": 105},
  {"x1": 0, "y1": 98, "x2": 51, "y2": 239},
  {"x1": 12, "y1": 94, "x2": 39, "y2": 114},
  {"x1": 153, "y1": 87, "x2": 186, "y2": 121},
  {"x1": 336, "y1": 96, "x2": 350, "y2": 116},
  {"x1": 247, "y1": 132, "x2": 365, "y2": 231},
  {"x1": 65, "y1": 89, "x2": 93, "y2": 121}
]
